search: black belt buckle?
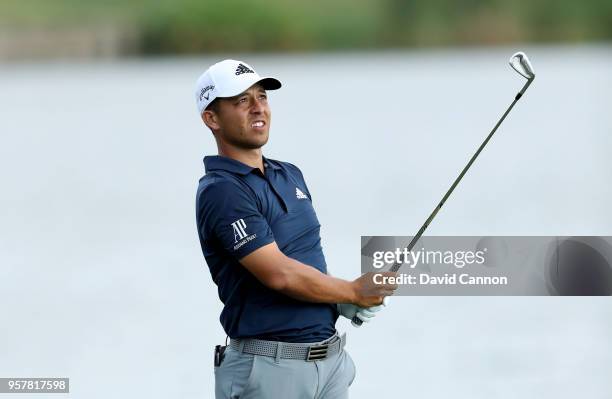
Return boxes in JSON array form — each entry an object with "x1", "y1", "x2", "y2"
[
  {"x1": 306, "y1": 344, "x2": 329, "y2": 361},
  {"x1": 214, "y1": 345, "x2": 226, "y2": 367}
]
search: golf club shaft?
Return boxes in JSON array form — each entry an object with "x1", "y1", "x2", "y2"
[
  {"x1": 352, "y1": 78, "x2": 533, "y2": 326},
  {"x1": 392, "y1": 78, "x2": 533, "y2": 271}
]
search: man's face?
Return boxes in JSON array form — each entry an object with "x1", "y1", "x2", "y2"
[{"x1": 204, "y1": 84, "x2": 271, "y2": 150}]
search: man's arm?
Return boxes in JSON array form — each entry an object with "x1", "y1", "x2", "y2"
[{"x1": 240, "y1": 242, "x2": 397, "y2": 308}]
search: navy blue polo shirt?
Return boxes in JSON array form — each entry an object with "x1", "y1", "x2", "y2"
[{"x1": 195, "y1": 155, "x2": 337, "y2": 343}]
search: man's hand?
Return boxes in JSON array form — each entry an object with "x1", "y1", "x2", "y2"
[
  {"x1": 337, "y1": 297, "x2": 390, "y2": 328},
  {"x1": 350, "y1": 272, "x2": 398, "y2": 308}
]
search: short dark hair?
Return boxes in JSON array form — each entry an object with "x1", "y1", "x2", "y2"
[{"x1": 206, "y1": 98, "x2": 221, "y2": 113}]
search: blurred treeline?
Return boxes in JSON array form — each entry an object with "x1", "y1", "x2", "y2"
[{"x1": 2, "y1": 0, "x2": 612, "y2": 55}]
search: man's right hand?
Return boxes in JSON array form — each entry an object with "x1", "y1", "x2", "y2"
[{"x1": 350, "y1": 272, "x2": 398, "y2": 308}]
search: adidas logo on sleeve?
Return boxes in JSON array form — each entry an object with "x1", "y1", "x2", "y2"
[{"x1": 295, "y1": 188, "x2": 308, "y2": 199}]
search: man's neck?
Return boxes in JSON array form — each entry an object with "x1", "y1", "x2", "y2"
[{"x1": 218, "y1": 147, "x2": 264, "y2": 173}]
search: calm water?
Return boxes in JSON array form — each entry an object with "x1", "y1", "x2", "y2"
[{"x1": 1, "y1": 44, "x2": 611, "y2": 398}]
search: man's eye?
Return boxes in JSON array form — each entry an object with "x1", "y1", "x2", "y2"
[{"x1": 238, "y1": 98, "x2": 247, "y2": 103}]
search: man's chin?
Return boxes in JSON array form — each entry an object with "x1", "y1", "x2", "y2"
[
  {"x1": 236, "y1": 138, "x2": 269, "y2": 150},
  {"x1": 224, "y1": 130, "x2": 269, "y2": 150},
  {"x1": 248, "y1": 131, "x2": 269, "y2": 148}
]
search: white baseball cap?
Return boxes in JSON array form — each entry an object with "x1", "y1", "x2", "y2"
[{"x1": 194, "y1": 59, "x2": 282, "y2": 115}]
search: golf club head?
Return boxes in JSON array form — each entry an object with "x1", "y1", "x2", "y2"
[{"x1": 509, "y1": 51, "x2": 535, "y2": 80}]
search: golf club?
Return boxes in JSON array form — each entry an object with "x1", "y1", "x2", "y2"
[{"x1": 352, "y1": 51, "x2": 536, "y2": 327}]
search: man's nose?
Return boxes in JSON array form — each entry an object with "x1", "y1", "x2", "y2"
[{"x1": 250, "y1": 97, "x2": 265, "y2": 113}]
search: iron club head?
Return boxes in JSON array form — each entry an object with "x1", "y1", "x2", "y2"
[{"x1": 509, "y1": 51, "x2": 535, "y2": 80}]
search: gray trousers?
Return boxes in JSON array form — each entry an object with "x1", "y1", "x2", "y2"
[{"x1": 214, "y1": 340, "x2": 356, "y2": 398}]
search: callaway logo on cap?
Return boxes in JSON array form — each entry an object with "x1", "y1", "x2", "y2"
[{"x1": 194, "y1": 59, "x2": 282, "y2": 115}]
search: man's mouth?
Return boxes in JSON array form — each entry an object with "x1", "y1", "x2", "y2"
[{"x1": 251, "y1": 120, "x2": 266, "y2": 129}]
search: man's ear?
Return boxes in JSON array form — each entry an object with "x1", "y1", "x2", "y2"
[{"x1": 202, "y1": 109, "x2": 221, "y2": 131}]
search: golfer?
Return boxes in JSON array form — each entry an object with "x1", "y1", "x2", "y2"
[{"x1": 194, "y1": 59, "x2": 397, "y2": 398}]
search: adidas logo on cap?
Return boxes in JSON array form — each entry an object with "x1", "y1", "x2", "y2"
[{"x1": 235, "y1": 63, "x2": 254, "y2": 75}]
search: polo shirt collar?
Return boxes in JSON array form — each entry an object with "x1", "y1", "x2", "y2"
[
  {"x1": 264, "y1": 156, "x2": 281, "y2": 171},
  {"x1": 204, "y1": 155, "x2": 280, "y2": 175}
]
